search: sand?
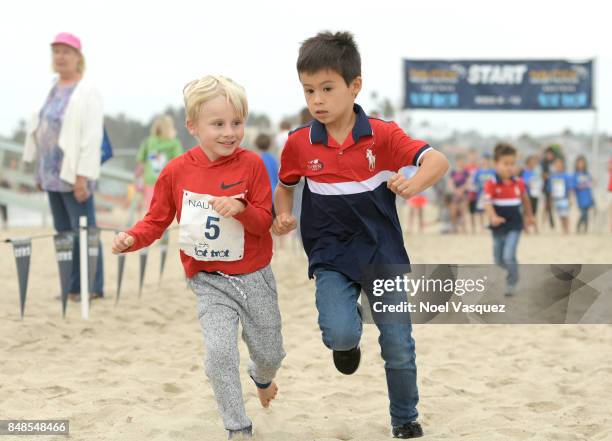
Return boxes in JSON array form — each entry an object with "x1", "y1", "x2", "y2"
[{"x1": 1, "y1": 217, "x2": 611, "y2": 440}]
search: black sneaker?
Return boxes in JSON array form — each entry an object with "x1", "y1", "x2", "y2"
[
  {"x1": 228, "y1": 425, "x2": 252, "y2": 439},
  {"x1": 333, "y1": 346, "x2": 361, "y2": 375},
  {"x1": 392, "y1": 421, "x2": 423, "y2": 439}
]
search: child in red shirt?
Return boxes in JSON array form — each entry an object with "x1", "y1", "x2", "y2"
[
  {"x1": 273, "y1": 31, "x2": 449, "y2": 439},
  {"x1": 112, "y1": 75, "x2": 285, "y2": 439},
  {"x1": 483, "y1": 143, "x2": 534, "y2": 296}
]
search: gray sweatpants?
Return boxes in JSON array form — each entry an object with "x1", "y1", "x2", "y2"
[{"x1": 188, "y1": 264, "x2": 285, "y2": 431}]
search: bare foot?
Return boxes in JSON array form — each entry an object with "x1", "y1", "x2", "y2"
[{"x1": 257, "y1": 381, "x2": 278, "y2": 408}]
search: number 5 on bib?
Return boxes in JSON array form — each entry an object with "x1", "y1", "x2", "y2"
[{"x1": 179, "y1": 190, "x2": 244, "y2": 261}]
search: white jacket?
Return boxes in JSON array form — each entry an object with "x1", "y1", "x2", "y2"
[{"x1": 22, "y1": 77, "x2": 103, "y2": 184}]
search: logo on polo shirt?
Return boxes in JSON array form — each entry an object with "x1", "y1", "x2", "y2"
[
  {"x1": 307, "y1": 159, "x2": 324, "y2": 172},
  {"x1": 366, "y1": 148, "x2": 376, "y2": 171}
]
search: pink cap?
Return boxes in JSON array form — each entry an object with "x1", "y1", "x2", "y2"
[{"x1": 51, "y1": 32, "x2": 82, "y2": 51}]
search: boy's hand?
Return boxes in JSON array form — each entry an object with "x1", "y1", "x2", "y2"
[
  {"x1": 209, "y1": 197, "x2": 245, "y2": 218},
  {"x1": 387, "y1": 174, "x2": 421, "y2": 199},
  {"x1": 489, "y1": 214, "x2": 506, "y2": 227},
  {"x1": 271, "y1": 213, "x2": 297, "y2": 235},
  {"x1": 112, "y1": 232, "x2": 135, "y2": 254}
]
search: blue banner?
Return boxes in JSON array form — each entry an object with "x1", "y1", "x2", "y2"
[{"x1": 403, "y1": 59, "x2": 594, "y2": 110}]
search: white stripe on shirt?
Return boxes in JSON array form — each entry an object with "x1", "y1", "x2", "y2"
[
  {"x1": 491, "y1": 198, "x2": 521, "y2": 206},
  {"x1": 307, "y1": 170, "x2": 394, "y2": 196}
]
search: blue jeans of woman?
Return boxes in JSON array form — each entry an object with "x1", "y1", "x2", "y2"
[{"x1": 47, "y1": 191, "x2": 104, "y2": 295}]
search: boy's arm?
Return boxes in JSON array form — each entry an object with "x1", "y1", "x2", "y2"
[
  {"x1": 386, "y1": 123, "x2": 449, "y2": 198},
  {"x1": 233, "y1": 159, "x2": 273, "y2": 235},
  {"x1": 272, "y1": 136, "x2": 300, "y2": 234},
  {"x1": 388, "y1": 150, "x2": 449, "y2": 199},
  {"x1": 272, "y1": 185, "x2": 297, "y2": 235},
  {"x1": 276, "y1": 135, "x2": 301, "y2": 193},
  {"x1": 124, "y1": 168, "x2": 176, "y2": 252},
  {"x1": 408, "y1": 149, "x2": 449, "y2": 193},
  {"x1": 274, "y1": 184, "x2": 295, "y2": 216},
  {"x1": 484, "y1": 202, "x2": 506, "y2": 227},
  {"x1": 483, "y1": 202, "x2": 496, "y2": 220}
]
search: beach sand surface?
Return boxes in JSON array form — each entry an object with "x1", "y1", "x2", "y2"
[{"x1": 1, "y1": 219, "x2": 611, "y2": 440}]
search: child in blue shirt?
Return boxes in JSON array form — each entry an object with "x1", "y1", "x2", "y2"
[
  {"x1": 520, "y1": 155, "x2": 543, "y2": 233},
  {"x1": 573, "y1": 155, "x2": 594, "y2": 234},
  {"x1": 549, "y1": 157, "x2": 574, "y2": 234}
]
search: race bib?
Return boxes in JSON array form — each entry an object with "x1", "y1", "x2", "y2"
[
  {"x1": 552, "y1": 178, "x2": 566, "y2": 199},
  {"x1": 178, "y1": 190, "x2": 244, "y2": 261},
  {"x1": 529, "y1": 178, "x2": 541, "y2": 197}
]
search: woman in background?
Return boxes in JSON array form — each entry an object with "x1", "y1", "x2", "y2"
[{"x1": 22, "y1": 32, "x2": 105, "y2": 301}]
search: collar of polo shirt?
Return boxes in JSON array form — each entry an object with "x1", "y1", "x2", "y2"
[{"x1": 309, "y1": 104, "x2": 373, "y2": 146}]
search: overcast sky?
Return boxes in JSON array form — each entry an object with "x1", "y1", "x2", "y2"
[{"x1": 1, "y1": 0, "x2": 610, "y2": 141}]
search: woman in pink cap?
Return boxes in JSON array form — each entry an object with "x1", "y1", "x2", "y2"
[{"x1": 22, "y1": 32, "x2": 105, "y2": 302}]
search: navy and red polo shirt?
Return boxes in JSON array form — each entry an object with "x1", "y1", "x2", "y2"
[
  {"x1": 278, "y1": 104, "x2": 433, "y2": 281},
  {"x1": 483, "y1": 173, "x2": 527, "y2": 234}
]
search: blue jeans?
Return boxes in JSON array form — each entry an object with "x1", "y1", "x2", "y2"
[
  {"x1": 314, "y1": 269, "x2": 419, "y2": 426},
  {"x1": 576, "y1": 206, "x2": 590, "y2": 233},
  {"x1": 493, "y1": 229, "x2": 520, "y2": 288},
  {"x1": 47, "y1": 191, "x2": 104, "y2": 295}
]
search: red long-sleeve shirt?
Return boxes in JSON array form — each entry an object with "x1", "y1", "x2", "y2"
[{"x1": 124, "y1": 146, "x2": 273, "y2": 277}]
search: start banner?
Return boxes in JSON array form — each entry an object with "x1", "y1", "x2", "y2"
[{"x1": 403, "y1": 59, "x2": 594, "y2": 110}]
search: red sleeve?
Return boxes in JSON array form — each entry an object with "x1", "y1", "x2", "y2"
[
  {"x1": 234, "y1": 156, "x2": 273, "y2": 235},
  {"x1": 278, "y1": 136, "x2": 301, "y2": 187},
  {"x1": 388, "y1": 122, "x2": 432, "y2": 169},
  {"x1": 483, "y1": 180, "x2": 495, "y2": 202},
  {"x1": 125, "y1": 166, "x2": 176, "y2": 252},
  {"x1": 517, "y1": 178, "x2": 526, "y2": 196}
]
